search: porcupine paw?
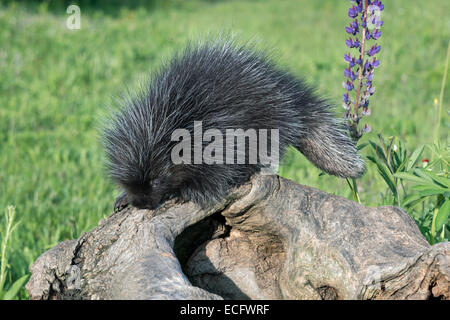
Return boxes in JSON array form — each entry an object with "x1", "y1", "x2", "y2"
[{"x1": 114, "y1": 192, "x2": 129, "y2": 213}]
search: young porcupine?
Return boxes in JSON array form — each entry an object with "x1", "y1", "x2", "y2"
[{"x1": 102, "y1": 39, "x2": 365, "y2": 211}]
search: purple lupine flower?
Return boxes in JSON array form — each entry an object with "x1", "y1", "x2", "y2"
[
  {"x1": 343, "y1": 92, "x2": 350, "y2": 103},
  {"x1": 368, "y1": 4, "x2": 384, "y2": 28},
  {"x1": 344, "y1": 53, "x2": 353, "y2": 63},
  {"x1": 367, "y1": 44, "x2": 381, "y2": 56},
  {"x1": 345, "y1": 20, "x2": 360, "y2": 35},
  {"x1": 345, "y1": 53, "x2": 358, "y2": 68},
  {"x1": 342, "y1": 0, "x2": 384, "y2": 140},
  {"x1": 343, "y1": 80, "x2": 354, "y2": 91},
  {"x1": 364, "y1": 60, "x2": 371, "y2": 73},
  {"x1": 345, "y1": 38, "x2": 360, "y2": 48},
  {"x1": 362, "y1": 107, "x2": 371, "y2": 116},
  {"x1": 344, "y1": 68, "x2": 357, "y2": 81},
  {"x1": 371, "y1": 29, "x2": 382, "y2": 40},
  {"x1": 357, "y1": 2, "x2": 363, "y2": 12},
  {"x1": 351, "y1": 0, "x2": 363, "y2": 13},
  {"x1": 348, "y1": 6, "x2": 359, "y2": 18},
  {"x1": 345, "y1": 39, "x2": 353, "y2": 48},
  {"x1": 372, "y1": 58, "x2": 380, "y2": 68},
  {"x1": 372, "y1": 0, "x2": 384, "y2": 11},
  {"x1": 344, "y1": 68, "x2": 352, "y2": 78},
  {"x1": 363, "y1": 99, "x2": 370, "y2": 107}
]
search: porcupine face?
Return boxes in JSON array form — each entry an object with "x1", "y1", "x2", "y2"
[
  {"x1": 122, "y1": 162, "x2": 189, "y2": 210},
  {"x1": 125, "y1": 180, "x2": 164, "y2": 210}
]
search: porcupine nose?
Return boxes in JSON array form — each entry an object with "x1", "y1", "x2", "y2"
[{"x1": 131, "y1": 193, "x2": 163, "y2": 210}]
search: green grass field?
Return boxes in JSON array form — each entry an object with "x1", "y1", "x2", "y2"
[{"x1": 0, "y1": 0, "x2": 449, "y2": 299}]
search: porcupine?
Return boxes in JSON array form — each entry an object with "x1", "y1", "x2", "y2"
[{"x1": 102, "y1": 38, "x2": 365, "y2": 211}]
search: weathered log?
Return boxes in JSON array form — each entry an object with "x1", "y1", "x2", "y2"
[{"x1": 26, "y1": 174, "x2": 449, "y2": 300}]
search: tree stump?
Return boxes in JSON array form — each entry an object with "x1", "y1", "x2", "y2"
[{"x1": 26, "y1": 174, "x2": 449, "y2": 300}]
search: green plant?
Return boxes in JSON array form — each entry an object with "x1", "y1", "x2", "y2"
[
  {"x1": 395, "y1": 143, "x2": 449, "y2": 244},
  {"x1": 367, "y1": 136, "x2": 449, "y2": 243},
  {"x1": 366, "y1": 134, "x2": 411, "y2": 206},
  {"x1": 363, "y1": 39, "x2": 449, "y2": 243},
  {"x1": 0, "y1": 206, "x2": 29, "y2": 300}
]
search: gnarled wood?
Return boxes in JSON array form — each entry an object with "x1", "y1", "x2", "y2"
[{"x1": 26, "y1": 174, "x2": 449, "y2": 300}]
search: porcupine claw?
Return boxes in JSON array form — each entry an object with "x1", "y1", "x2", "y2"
[{"x1": 114, "y1": 192, "x2": 129, "y2": 213}]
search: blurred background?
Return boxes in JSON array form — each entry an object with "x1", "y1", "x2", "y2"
[{"x1": 0, "y1": 0, "x2": 449, "y2": 299}]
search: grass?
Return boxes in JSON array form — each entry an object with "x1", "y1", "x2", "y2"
[{"x1": 0, "y1": 0, "x2": 449, "y2": 299}]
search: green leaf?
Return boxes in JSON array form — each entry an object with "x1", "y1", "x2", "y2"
[
  {"x1": 413, "y1": 169, "x2": 436, "y2": 183},
  {"x1": 369, "y1": 141, "x2": 387, "y2": 165},
  {"x1": 3, "y1": 275, "x2": 28, "y2": 300},
  {"x1": 394, "y1": 172, "x2": 434, "y2": 186},
  {"x1": 386, "y1": 136, "x2": 395, "y2": 166},
  {"x1": 419, "y1": 171, "x2": 450, "y2": 189},
  {"x1": 435, "y1": 200, "x2": 450, "y2": 232},
  {"x1": 402, "y1": 193, "x2": 427, "y2": 208},
  {"x1": 368, "y1": 156, "x2": 397, "y2": 196},
  {"x1": 357, "y1": 142, "x2": 369, "y2": 151},
  {"x1": 406, "y1": 145, "x2": 425, "y2": 171},
  {"x1": 412, "y1": 185, "x2": 448, "y2": 197},
  {"x1": 394, "y1": 157, "x2": 409, "y2": 173}
]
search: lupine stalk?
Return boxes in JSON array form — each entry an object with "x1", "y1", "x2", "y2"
[
  {"x1": 352, "y1": 2, "x2": 368, "y2": 131},
  {"x1": 343, "y1": 0, "x2": 384, "y2": 141},
  {"x1": 342, "y1": 0, "x2": 384, "y2": 203}
]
